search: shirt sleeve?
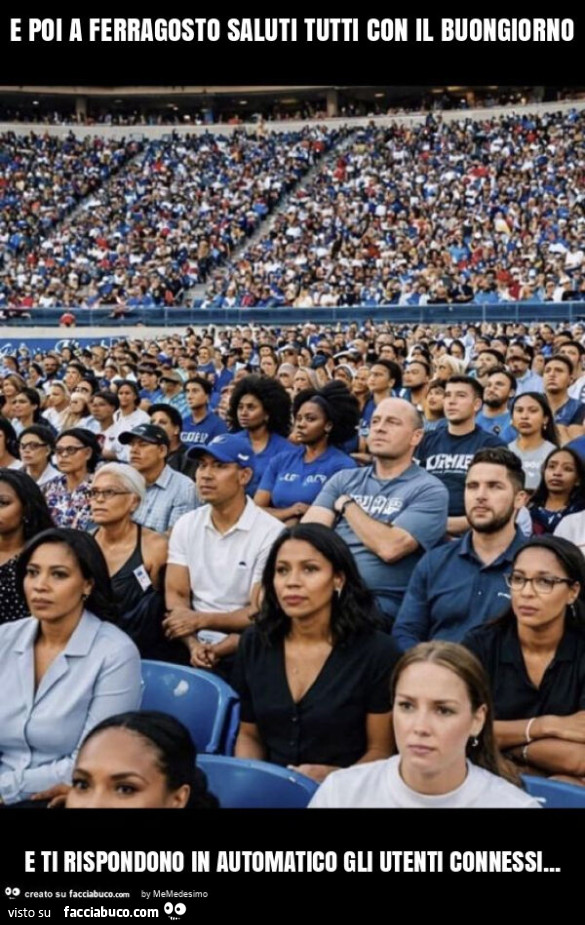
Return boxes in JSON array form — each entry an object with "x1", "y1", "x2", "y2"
[
  {"x1": 392, "y1": 478, "x2": 448, "y2": 550},
  {"x1": 168, "y1": 481, "x2": 198, "y2": 529},
  {"x1": 0, "y1": 638, "x2": 142, "y2": 804},
  {"x1": 392, "y1": 554, "x2": 433, "y2": 651},
  {"x1": 311, "y1": 471, "x2": 345, "y2": 512},
  {"x1": 258, "y1": 454, "x2": 280, "y2": 496},
  {"x1": 167, "y1": 513, "x2": 190, "y2": 566}
]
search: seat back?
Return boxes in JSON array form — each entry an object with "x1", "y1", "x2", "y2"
[
  {"x1": 522, "y1": 774, "x2": 585, "y2": 808},
  {"x1": 197, "y1": 755, "x2": 319, "y2": 808},
  {"x1": 141, "y1": 660, "x2": 239, "y2": 754}
]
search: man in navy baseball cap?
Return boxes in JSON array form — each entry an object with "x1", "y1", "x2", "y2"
[{"x1": 187, "y1": 433, "x2": 255, "y2": 471}]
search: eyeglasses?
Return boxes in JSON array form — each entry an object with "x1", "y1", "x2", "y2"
[
  {"x1": 19, "y1": 442, "x2": 48, "y2": 451},
  {"x1": 504, "y1": 572, "x2": 575, "y2": 595},
  {"x1": 89, "y1": 488, "x2": 133, "y2": 501},
  {"x1": 55, "y1": 445, "x2": 86, "y2": 457}
]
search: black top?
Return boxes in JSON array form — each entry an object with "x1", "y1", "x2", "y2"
[
  {"x1": 463, "y1": 620, "x2": 585, "y2": 719},
  {"x1": 231, "y1": 626, "x2": 400, "y2": 768},
  {"x1": 0, "y1": 556, "x2": 30, "y2": 626}
]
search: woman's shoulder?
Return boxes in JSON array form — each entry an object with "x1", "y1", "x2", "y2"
[
  {"x1": 0, "y1": 616, "x2": 37, "y2": 642},
  {"x1": 88, "y1": 613, "x2": 141, "y2": 657},
  {"x1": 466, "y1": 764, "x2": 541, "y2": 809}
]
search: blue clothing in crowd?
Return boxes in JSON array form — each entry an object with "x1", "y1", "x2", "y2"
[
  {"x1": 181, "y1": 410, "x2": 228, "y2": 447},
  {"x1": 258, "y1": 444, "x2": 357, "y2": 507},
  {"x1": 243, "y1": 431, "x2": 292, "y2": 497},
  {"x1": 476, "y1": 409, "x2": 512, "y2": 439}
]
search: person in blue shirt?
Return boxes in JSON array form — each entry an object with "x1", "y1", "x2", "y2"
[
  {"x1": 359, "y1": 360, "x2": 403, "y2": 446},
  {"x1": 181, "y1": 376, "x2": 227, "y2": 448},
  {"x1": 416, "y1": 375, "x2": 504, "y2": 536},
  {"x1": 228, "y1": 374, "x2": 292, "y2": 497},
  {"x1": 393, "y1": 447, "x2": 527, "y2": 651},
  {"x1": 137, "y1": 364, "x2": 163, "y2": 408},
  {"x1": 543, "y1": 354, "x2": 585, "y2": 445},
  {"x1": 255, "y1": 381, "x2": 359, "y2": 524},
  {"x1": 476, "y1": 368, "x2": 515, "y2": 438}
]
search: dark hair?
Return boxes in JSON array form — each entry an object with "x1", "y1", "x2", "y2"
[
  {"x1": 0, "y1": 469, "x2": 54, "y2": 541},
  {"x1": 391, "y1": 641, "x2": 517, "y2": 783},
  {"x1": 16, "y1": 387, "x2": 43, "y2": 421},
  {"x1": 448, "y1": 339, "x2": 466, "y2": 357},
  {"x1": 57, "y1": 428, "x2": 101, "y2": 472},
  {"x1": 76, "y1": 711, "x2": 218, "y2": 809},
  {"x1": 496, "y1": 535, "x2": 585, "y2": 629},
  {"x1": 228, "y1": 375, "x2": 291, "y2": 437},
  {"x1": 16, "y1": 527, "x2": 118, "y2": 623},
  {"x1": 530, "y1": 446, "x2": 585, "y2": 509},
  {"x1": 0, "y1": 416, "x2": 20, "y2": 457},
  {"x1": 510, "y1": 392, "x2": 559, "y2": 446},
  {"x1": 406, "y1": 358, "x2": 431, "y2": 377},
  {"x1": 371, "y1": 359, "x2": 403, "y2": 391},
  {"x1": 427, "y1": 378, "x2": 446, "y2": 393},
  {"x1": 149, "y1": 402, "x2": 183, "y2": 430},
  {"x1": 18, "y1": 424, "x2": 56, "y2": 457},
  {"x1": 80, "y1": 375, "x2": 99, "y2": 394},
  {"x1": 467, "y1": 447, "x2": 526, "y2": 492},
  {"x1": 257, "y1": 523, "x2": 380, "y2": 645},
  {"x1": 446, "y1": 375, "x2": 484, "y2": 401},
  {"x1": 544, "y1": 354, "x2": 574, "y2": 376},
  {"x1": 116, "y1": 380, "x2": 141, "y2": 407},
  {"x1": 481, "y1": 348, "x2": 507, "y2": 366},
  {"x1": 92, "y1": 390, "x2": 120, "y2": 411},
  {"x1": 185, "y1": 375, "x2": 212, "y2": 397},
  {"x1": 486, "y1": 367, "x2": 516, "y2": 392},
  {"x1": 292, "y1": 380, "x2": 360, "y2": 447},
  {"x1": 559, "y1": 341, "x2": 585, "y2": 357}
]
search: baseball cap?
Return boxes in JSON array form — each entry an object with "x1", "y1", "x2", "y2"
[
  {"x1": 187, "y1": 434, "x2": 254, "y2": 470},
  {"x1": 119, "y1": 423, "x2": 170, "y2": 447},
  {"x1": 159, "y1": 369, "x2": 183, "y2": 384}
]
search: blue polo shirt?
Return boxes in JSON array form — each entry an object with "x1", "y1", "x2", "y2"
[
  {"x1": 258, "y1": 444, "x2": 357, "y2": 507},
  {"x1": 180, "y1": 410, "x2": 227, "y2": 446},
  {"x1": 393, "y1": 527, "x2": 526, "y2": 651},
  {"x1": 243, "y1": 431, "x2": 292, "y2": 497},
  {"x1": 553, "y1": 397, "x2": 585, "y2": 427},
  {"x1": 416, "y1": 426, "x2": 505, "y2": 516},
  {"x1": 476, "y1": 409, "x2": 512, "y2": 438}
]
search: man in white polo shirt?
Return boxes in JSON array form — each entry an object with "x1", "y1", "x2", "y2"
[{"x1": 164, "y1": 433, "x2": 283, "y2": 675}]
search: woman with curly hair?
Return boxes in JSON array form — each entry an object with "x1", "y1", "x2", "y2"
[
  {"x1": 232, "y1": 523, "x2": 399, "y2": 783},
  {"x1": 228, "y1": 374, "x2": 292, "y2": 496},
  {"x1": 254, "y1": 381, "x2": 359, "y2": 524}
]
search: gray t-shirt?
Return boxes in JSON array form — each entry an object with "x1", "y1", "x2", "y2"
[
  {"x1": 313, "y1": 463, "x2": 448, "y2": 618},
  {"x1": 508, "y1": 439, "x2": 556, "y2": 491}
]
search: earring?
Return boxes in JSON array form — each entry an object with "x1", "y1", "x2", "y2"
[
  {"x1": 470, "y1": 737, "x2": 479, "y2": 748},
  {"x1": 81, "y1": 593, "x2": 89, "y2": 602},
  {"x1": 334, "y1": 586, "x2": 342, "y2": 598}
]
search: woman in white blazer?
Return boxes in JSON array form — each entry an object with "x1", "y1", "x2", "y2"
[{"x1": 0, "y1": 528, "x2": 142, "y2": 807}]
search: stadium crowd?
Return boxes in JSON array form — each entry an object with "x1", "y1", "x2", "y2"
[{"x1": 0, "y1": 314, "x2": 585, "y2": 807}]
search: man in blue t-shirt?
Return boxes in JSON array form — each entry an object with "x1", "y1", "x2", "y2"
[
  {"x1": 476, "y1": 368, "x2": 515, "y2": 438},
  {"x1": 303, "y1": 397, "x2": 448, "y2": 626},
  {"x1": 543, "y1": 354, "x2": 585, "y2": 445},
  {"x1": 416, "y1": 376, "x2": 504, "y2": 536},
  {"x1": 181, "y1": 376, "x2": 227, "y2": 447}
]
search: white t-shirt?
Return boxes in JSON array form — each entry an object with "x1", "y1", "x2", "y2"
[
  {"x1": 309, "y1": 756, "x2": 540, "y2": 808},
  {"x1": 168, "y1": 497, "x2": 283, "y2": 640},
  {"x1": 555, "y1": 510, "x2": 585, "y2": 554}
]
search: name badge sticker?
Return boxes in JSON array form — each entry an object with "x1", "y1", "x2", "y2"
[{"x1": 133, "y1": 564, "x2": 152, "y2": 591}]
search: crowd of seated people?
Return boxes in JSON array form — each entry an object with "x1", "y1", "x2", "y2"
[{"x1": 1, "y1": 314, "x2": 585, "y2": 807}]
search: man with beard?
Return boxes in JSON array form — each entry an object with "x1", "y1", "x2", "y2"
[
  {"x1": 392, "y1": 448, "x2": 527, "y2": 650},
  {"x1": 476, "y1": 368, "x2": 516, "y2": 438}
]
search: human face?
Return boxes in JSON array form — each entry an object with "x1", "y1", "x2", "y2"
[
  {"x1": 295, "y1": 401, "x2": 329, "y2": 445},
  {"x1": 66, "y1": 728, "x2": 189, "y2": 809},
  {"x1": 443, "y1": 383, "x2": 480, "y2": 425},
  {"x1": 64, "y1": 367, "x2": 82, "y2": 390},
  {"x1": 368, "y1": 364, "x2": 392, "y2": 395},
  {"x1": 426, "y1": 386, "x2": 445, "y2": 414},
  {"x1": 277, "y1": 368, "x2": 294, "y2": 389},
  {"x1": 19, "y1": 435, "x2": 51, "y2": 470},
  {"x1": 195, "y1": 455, "x2": 248, "y2": 505},
  {"x1": 403, "y1": 362, "x2": 429, "y2": 390},
  {"x1": 512, "y1": 396, "x2": 547, "y2": 437},
  {"x1": 237, "y1": 394, "x2": 267, "y2": 432},
  {"x1": 368, "y1": 398, "x2": 422, "y2": 461},
  {"x1": 273, "y1": 538, "x2": 342, "y2": 625},
  {"x1": 465, "y1": 462, "x2": 520, "y2": 533},
  {"x1": 0, "y1": 480, "x2": 23, "y2": 538},
  {"x1": 129, "y1": 439, "x2": 166, "y2": 475},
  {"x1": 12, "y1": 393, "x2": 36, "y2": 420},
  {"x1": 117, "y1": 385, "x2": 138, "y2": 411},
  {"x1": 90, "y1": 396, "x2": 115, "y2": 424},
  {"x1": 260, "y1": 355, "x2": 278, "y2": 378},
  {"x1": 559, "y1": 345, "x2": 582, "y2": 375},
  {"x1": 484, "y1": 373, "x2": 514, "y2": 409},
  {"x1": 292, "y1": 370, "x2": 312, "y2": 394},
  {"x1": 544, "y1": 451, "x2": 580, "y2": 497},
  {"x1": 544, "y1": 359, "x2": 571, "y2": 395},
  {"x1": 43, "y1": 357, "x2": 59, "y2": 376},
  {"x1": 69, "y1": 393, "x2": 88, "y2": 415},
  {"x1": 352, "y1": 367, "x2": 370, "y2": 396},
  {"x1": 509, "y1": 547, "x2": 579, "y2": 631},
  {"x1": 393, "y1": 662, "x2": 486, "y2": 795},
  {"x1": 506, "y1": 349, "x2": 530, "y2": 378},
  {"x1": 150, "y1": 410, "x2": 180, "y2": 443},
  {"x1": 55, "y1": 437, "x2": 92, "y2": 475},
  {"x1": 23, "y1": 542, "x2": 92, "y2": 624},
  {"x1": 185, "y1": 382, "x2": 208, "y2": 411},
  {"x1": 74, "y1": 381, "x2": 93, "y2": 400},
  {"x1": 90, "y1": 474, "x2": 138, "y2": 524}
]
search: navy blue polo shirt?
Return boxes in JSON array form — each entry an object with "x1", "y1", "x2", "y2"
[
  {"x1": 393, "y1": 527, "x2": 526, "y2": 651},
  {"x1": 553, "y1": 397, "x2": 585, "y2": 427},
  {"x1": 180, "y1": 410, "x2": 227, "y2": 446},
  {"x1": 416, "y1": 425, "x2": 505, "y2": 516}
]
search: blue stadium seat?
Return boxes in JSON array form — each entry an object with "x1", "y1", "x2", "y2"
[
  {"x1": 522, "y1": 775, "x2": 585, "y2": 808},
  {"x1": 197, "y1": 755, "x2": 319, "y2": 808},
  {"x1": 141, "y1": 660, "x2": 240, "y2": 755}
]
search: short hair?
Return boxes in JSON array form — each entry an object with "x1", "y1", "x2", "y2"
[
  {"x1": 93, "y1": 462, "x2": 146, "y2": 502},
  {"x1": 486, "y1": 367, "x2": 516, "y2": 392},
  {"x1": 544, "y1": 354, "x2": 574, "y2": 376},
  {"x1": 481, "y1": 348, "x2": 507, "y2": 366},
  {"x1": 371, "y1": 359, "x2": 403, "y2": 391},
  {"x1": 149, "y1": 402, "x2": 183, "y2": 430},
  {"x1": 92, "y1": 390, "x2": 120, "y2": 411},
  {"x1": 445, "y1": 375, "x2": 484, "y2": 401},
  {"x1": 78, "y1": 711, "x2": 218, "y2": 809},
  {"x1": 560, "y1": 341, "x2": 585, "y2": 357},
  {"x1": 16, "y1": 527, "x2": 118, "y2": 623},
  {"x1": 56, "y1": 428, "x2": 101, "y2": 472},
  {"x1": 18, "y1": 424, "x2": 56, "y2": 451},
  {"x1": 185, "y1": 375, "x2": 212, "y2": 397},
  {"x1": 0, "y1": 469, "x2": 54, "y2": 541},
  {"x1": 406, "y1": 358, "x2": 431, "y2": 377},
  {"x1": 467, "y1": 447, "x2": 525, "y2": 492}
]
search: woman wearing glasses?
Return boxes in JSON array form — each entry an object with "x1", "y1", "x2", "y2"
[
  {"x1": 43, "y1": 428, "x2": 100, "y2": 531},
  {"x1": 464, "y1": 536, "x2": 585, "y2": 784},
  {"x1": 18, "y1": 425, "x2": 59, "y2": 486},
  {"x1": 89, "y1": 463, "x2": 168, "y2": 657}
]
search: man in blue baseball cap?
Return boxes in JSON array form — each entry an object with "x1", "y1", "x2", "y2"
[{"x1": 164, "y1": 434, "x2": 283, "y2": 678}]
